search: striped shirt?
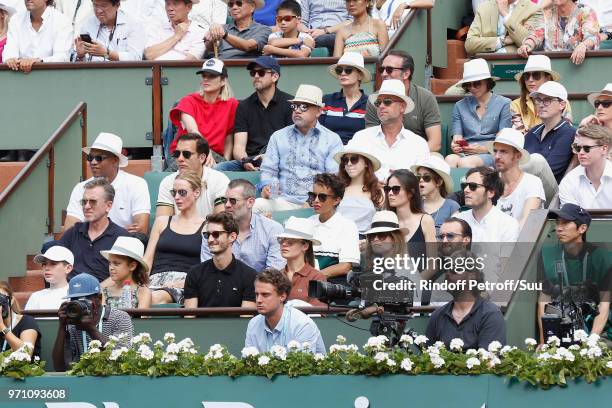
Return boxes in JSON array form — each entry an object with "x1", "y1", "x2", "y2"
[
  {"x1": 319, "y1": 90, "x2": 368, "y2": 145},
  {"x1": 301, "y1": 0, "x2": 351, "y2": 29}
]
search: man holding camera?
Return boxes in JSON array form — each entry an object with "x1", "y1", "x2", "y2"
[
  {"x1": 537, "y1": 204, "x2": 612, "y2": 344},
  {"x1": 52, "y1": 274, "x2": 133, "y2": 371}
]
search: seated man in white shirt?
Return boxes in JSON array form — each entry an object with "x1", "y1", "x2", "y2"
[
  {"x1": 144, "y1": 0, "x2": 206, "y2": 60},
  {"x1": 25, "y1": 246, "x2": 73, "y2": 311},
  {"x1": 73, "y1": 0, "x2": 145, "y2": 61},
  {"x1": 559, "y1": 125, "x2": 612, "y2": 209},
  {"x1": 488, "y1": 128, "x2": 545, "y2": 228},
  {"x1": 351, "y1": 79, "x2": 430, "y2": 181},
  {"x1": 63, "y1": 132, "x2": 151, "y2": 235},
  {"x1": 2, "y1": 0, "x2": 73, "y2": 72}
]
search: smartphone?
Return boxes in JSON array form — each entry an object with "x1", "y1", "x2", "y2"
[{"x1": 80, "y1": 34, "x2": 93, "y2": 44}]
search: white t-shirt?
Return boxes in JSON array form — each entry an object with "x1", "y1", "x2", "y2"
[
  {"x1": 496, "y1": 172, "x2": 545, "y2": 221},
  {"x1": 157, "y1": 167, "x2": 229, "y2": 218},
  {"x1": 24, "y1": 286, "x2": 68, "y2": 310},
  {"x1": 309, "y1": 212, "x2": 360, "y2": 265},
  {"x1": 456, "y1": 206, "x2": 520, "y2": 243},
  {"x1": 559, "y1": 161, "x2": 612, "y2": 209},
  {"x1": 145, "y1": 19, "x2": 207, "y2": 60},
  {"x1": 66, "y1": 170, "x2": 151, "y2": 229}
]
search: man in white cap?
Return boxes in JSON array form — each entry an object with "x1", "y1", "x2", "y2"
[
  {"x1": 254, "y1": 84, "x2": 343, "y2": 213},
  {"x1": 352, "y1": 79, "x2": 430, "y2": 182},
  {"x1": 25, "y1": 246, "x2": 74, "y2": 311},
  {"x1": 63, "y1": 132, "x2": 150, "y2": 234},
  {"x1": 489, "y1": 128, "x2": 545, "y2": 227}
]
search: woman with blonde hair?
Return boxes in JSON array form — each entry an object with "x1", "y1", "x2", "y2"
[
  {"x1": 169, "y1": 58, "x2": 238, "y2": 166},
  {"x1": 144, "y1": 171, "x2": 207, "y2": 304},
  {"x1": 0, "y1": 281, "x2": 41, "y2": 359},
  {"x1": 0, "y1": 0, "x2": 16, "y2": 62}
]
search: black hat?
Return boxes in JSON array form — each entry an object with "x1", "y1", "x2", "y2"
[{"x1": 549, "y1": 204, "x2": 591, "y2": 227}]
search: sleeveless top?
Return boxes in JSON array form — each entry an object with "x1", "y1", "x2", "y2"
[
  {"x1": 103, "y1": 286, "x2": 140, "y2": 309},
  {"x1": 338, "y1": 196, "x2": 376, "y2": 235},
  {"x1": 151, "y1": 216, "x2": 206, "y2": 275},
  {"x1": 344, "y1": 19, "x2": 381, "y2": 57},
  {"x1": 407, "y1": 214, "x2": 426, "y2": 244}
]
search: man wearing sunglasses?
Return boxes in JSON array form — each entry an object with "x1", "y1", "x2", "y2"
[
  {"x1": 364, "y1": 50, "x2": 441, "y2": 152},
  {"x1": 255, "y1": 84, "x2": 343, "y2": 213},
  {"x1": 184, "y1": 212, "x2": 257, "y2": 309},
  {"x1": 559, "y1": 125, "x2": 612, "y2": 209},
  {"x1": 204, "y1": 0, "x2": 271, "y2": 59},
  {"x1": 63, "y1": 132, "x2": 150, "y2": 235},
  {"x1": 215, "y1": 56, "x2": 294, "y2": 172}
]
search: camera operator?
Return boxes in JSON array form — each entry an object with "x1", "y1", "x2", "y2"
[
  {"x1": 52, "y1": 274, "x2": 133, "y2": 371},
  {"x1": 425, "y1": 250, "x2": 506, "y2": 350},
  {"x1": 537, "y1": 204, "x2": 612, "y2": 345}
]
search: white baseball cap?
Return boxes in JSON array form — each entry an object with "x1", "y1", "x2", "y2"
[
  {"x1": 34, "y1": 246, "x2": 74, "y2": 265},
  {"x1": 529, "y1": 81, "x2": 568, "y2": 102},
  {"x1": 196, "y1": 58, "x2": 227, "y2": 77}
]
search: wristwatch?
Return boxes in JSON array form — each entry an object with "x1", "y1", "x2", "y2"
[
  {"x1": 1, "y1": 327, "x2": 10, "y2": 336},
  {"x1": 223, "y1": 30, "x2": 229, "y2": 40}
]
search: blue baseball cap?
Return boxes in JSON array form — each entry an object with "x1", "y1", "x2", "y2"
[
  {"x1": 65, "y1": 273, "x2": 101, "y2": 298},
  {"x1": 549, "y1": 204, "x2": 591, "y2": 227},
  {"x1": 247, "y1": 56, "x2": 281, "y2": 75}
]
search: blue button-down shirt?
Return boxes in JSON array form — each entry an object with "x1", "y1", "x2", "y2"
[
  {"x1": 260, "y1": 122, "x2": 343, "y2": 204},
  {"x1": 200, "y1": 212, "x2": 285, "y2": 273},
  {"x1": 524, "y1": 120, "x2": 576, "y2": 183},
  {"x1": 245, "y1": 305, "x2": 326, "y2": 354},
  {"x1": 451, "y1": 93, "x2": 512, "y2": 143}
]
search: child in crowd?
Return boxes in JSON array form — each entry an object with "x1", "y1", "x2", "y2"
[
  {"x1": 100, "y1": 236, "x2": 151, "y2": 309},
  {"x1": 25, "y1": 246, "x2": 74, "y2": 310},
  {"x1": 263, "y1": 0, "x2": 314, "y2": 58}
]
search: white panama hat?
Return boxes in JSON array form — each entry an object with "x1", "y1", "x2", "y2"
[
  {"x1": 485, "y1": 128, "x2": 531, "y2": 165},
  {"x1": 456, "y1": 58, "x2": 499, "y2": 87},
  {"x1": 368, "y1": 79, "x2": 415, "y2": 114},
  {"x1": 100, "y1": 236, "x2": 149, "y2": 274},
  {"x1": 514, "y1": 55, "x2": 561, "y2": 82},
  {"x1": 328, "y1": 52, "x2": 372, "y2": 83},
  {"x1": 276, "y1": 217, "x2": 321, "y2": 246},
  {"x1": 289, "y1": 84, "x2": 325, "y2": 107},
  {"x1": 83, "y1": 132, "x2": 128, "y2": 168},
  {"x1": 363, "y1": 211, "x2": 400, "y2": 235},
  {"x1": 587, "y1": 83, "x2": 612, "y2": 107},
  {"x1": 333, "y1": 140, "x2": 382, "y2": 171},
  {"x1": 410, "y1": 154, "x2": 454, "y2": 195}
]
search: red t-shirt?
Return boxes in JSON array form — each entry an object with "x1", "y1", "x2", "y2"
[{"x1": 169, "y1": 93, "x2": 238, "y2": 155}]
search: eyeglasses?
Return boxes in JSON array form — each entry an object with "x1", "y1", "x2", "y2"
[
  {"x1": 203, "y1": 231, "x2": 229, "y2": 240},
  {"x1": 170, "y1": 189, "x2": 189, "y2": 198},
  {"x1": 275, "y1": 15, "x2": 297, "y2": 23},
  {"x1": 341, "y1": 155, "x2": 361, "y2": 165},
  {"x1": 307, "y1": 192, "x2": 335, "y2": 202},
  {"x1": 290, "y1": 103, "x2": 311, "y2": 112},
  {"x1": 249, "y1": 69, "x2": 272, "y2": 78},
  {"x1": 219, "y1": 197, "x2": 246, "y2": 206},
  {"x1": 227, "y1": 0, "x2": 244, "y2": 7},
  {"x1": 523, "y1": 71, "x2": 543, "y2": 81},
  {"x1": 572, "y1": 143, "x2": 603, "y2": 153},
  {"x1": 465, "y1": 80, "x2": 483, "y2": 89},
  {"x1": 533, "y1": 97, "x2": 560, "y2": 107},
  {"x1": 378, "y1": 66, "x2": 404, "y2": 74},
  {"x1": 367, "y1": 232, "x2": 392, "y2": 241},
  {"x1": 374, "y1": 98, "x2": 399, "y2": 108},
  {"x1": 437, "y1": 232, "x2": 463, "y2": 241},
  {"x1": 92, "y1": 2, "x2": 112, "y2": 10},
  {"x1": 594, "y1": 100, "x2": 612, "y2": 109},
  {"x1": 86, "y1": 154, "x2": 109, "y2": 163},
  {"x1": 277, "y1": 237, "x2": 302, "y2": 245},
  {"x1": 461, "y1": 182, "x2": 486, "y2": 192},
  {"x1": 171, "y1": 150, "x2": 195, "y2": 159},
  {"x1": 79, "y1": 199, "x2": 98, "y2": 207},
  {"x1": 416, "y1": 175, "x2": 433, "y2": 183},
  {"x1": 383, "y1": 185, "x2": 402, "y2": 195},
  {"x1": 334, "y1": 66, "x2": 354, "y2": 76}
]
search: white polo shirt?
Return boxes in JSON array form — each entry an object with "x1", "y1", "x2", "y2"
[
  {"x1": 66, "y1": 170, "x2": 151, "y2": 229},
  {"x1": 157, "y1": 167, "x2": 229, "y2": 218},
  {"x1": 559, "y1": 160, "x2": 612, "y2": 209},
  {"x1": 351, "y1": 125, "x2": 430, "y2": 181},
  {"x1": 145, "y1": 19, "x2": 206, "y2": 60},
  {"x1": 496, "y1": 172, "x2": 545, "y2": 221},
  {"x1": 456, "y1": 206, "x2": 520, "y2": 243},
  {"x1": 309, "y1": 212, "x2": 360, "y2": 265}
]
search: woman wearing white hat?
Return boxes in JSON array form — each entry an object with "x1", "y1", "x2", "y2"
[
  {"x1": 446, "y1": 59, "x2": 511, "y2": 169},
  {"x1": 335, "y1": 141, "x2": 384, "y2": 235},
  {"x1": 581, "y1": 83, "x2": 612, "y2": 130},
  {"x1": 510, "y1": 55, "x2": 572, "y2": 134},
  {"x1": 0, "y1": 0, "x2": 16, "y2": 63},
  {"x1": 320, "y1": 52, "x2": 372, "y2": 145},
  {"x1": 410, "y1": 154, "x2": 460, "y2": 234},
  {"x1": 277, "y1": 217, "x2": 327, "y2": 306},
  {"x1": 101, "y1": 236, "x2": 152, "y2": 309}
]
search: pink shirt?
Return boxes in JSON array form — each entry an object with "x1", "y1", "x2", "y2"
[{"x1": 0, "y1": 37, "x2": 6, "y2": 63}]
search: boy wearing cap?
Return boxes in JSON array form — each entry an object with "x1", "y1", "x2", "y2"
[
  {"x1": 537, "y1": 204, "x2": 611, "y2": 344},
  {"x1": 25, "y1": 246, "x2": 74, "y2": 311},
  {"x1": 263, "y1": 0, "x2": 314, "y2": 58}
]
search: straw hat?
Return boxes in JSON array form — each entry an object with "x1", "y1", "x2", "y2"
[
  {"x1": 328, "y1": 52, "x2": 372, "y2": 83},
  {"x1": 289, "y1": 84, "x2": 325, "y2": 107},
  {"x1": 100, "y1": 236, "x2": 149, "y2": 274},
  {"x1": 368, "y1": 79, "x2": 415, "y2": 114},
  {"x1": 587, "y1": 83, "x2": 612, "y2": 107},
  {"x1": 514, "y1": 55, "x2": 560, "y2": 82},
  {"x1": 364, "y1": 211, "x2": 400, "y2": 235},
  {"x1": 455, "y1": 58, "x2": 499, "y2": 87},
  {"x1": 276, "y1": 217, "x2": 321, "y2": 246},
  {"x1": 83, "y1": 132, "x2": 128, "y2": 168},
  {"x1": 485, "y1": 128, "x2": 530, "y2": 165},
  {"x1": 410, "y1": 155, "x2": 454, "y2": 195},
  {"x1": 333, "y1": 140, "x2": 381, "y2": 171}
]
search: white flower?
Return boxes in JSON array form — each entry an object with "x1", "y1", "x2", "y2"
[
  {"x1": 477, "y1": 348, "x2": 491, "y2": 361},
  {"x1": 587, "y1": 346, "x2": 602, "y2": 359},
  {"x1": 450, "y1": 338, "x2": 464, "y2": 352},
  {"x1": 434, "y1": 341, "x2": 445, "y2": 350},
  {"x1": 166, "y1": 343, "x2": 180, "y2": 354},
  {"x1": 386, "y1": 359, "x2": 397, "y2": 367},
  {"x1": 414, "y1": 335, "x2": 428, "y2": 346},
  {"x1": 537, "y1": 352, "x2": 551, "y2": 362},
  {"x1": 489, "y1": 356, "x2": 501, "y2": 367},
  {"x1": 365, "y1": 335, "x2": 388, "y2": 350},
  {"x1": 569, "y1": 344, "x2": 580, "y2": 351},
  {"x1": 132, "y1": 333, "x2": 152, "y2": 344},
  {"x1": 400, "y1": 358, "x2": 413, "y2": 372},
  {"x1": 314, "y1": 353, "x2": 325, "y2": 361},
  {"x1": 241, "y1": 347, "x2": 259, "y2": 358},
  {"x1": 426, "y1": 346, "x2": 441, "y2": 356},
  {"x1": 606, "y1": 361, "x2": 612, "y2": 369},
  {"x1": 487, "y1": 341, "x2": 502, "y2": 353},
  {"x1": 329, "y1": 344, "x2": 347, "y2": 353},
  {"x1": 466, "y1": 349, "x2": 478, "y2": 356},
  {"x1": 500, "y1": 345, "x2": 514, "y2": 356},
  {"x1": 399, "y1": 334, "x2": 413, "y2": 346},
  {"x1": 346, "y1": 344, "x2": 358, "y2": 352},
  {"x1": 271, "y1": 345, "x2": 287, "y2": 360},
  {"x1": 34, "y1": 356, "x2": 40, "y2": 362},
  {"x1": 209, "y1": 344, "x2": 224, "y2": 353},
  {"x1": 109, "y1": 347, "x2": 128, "y2": 361},
  {"x1": 573, "y1": 330, "x2": 588, "y2": 343},
  {"x1": 88, "y1": 348, "x2": 100, "y2": 354},
  {"x1": 587, "y1": 333, "x2": 600, "y2": 348},
  {"x1": 287, "y1": 340, "x2": 301, "y2": 350},
  {"x1": 579, "y1": 349, "x2": 588, "y2": 357},
  {"x1": 138, "y1": 345, "x2": 154, "y2": 361},
  {"x1": 336, "y1": 335, "x2": 347, "y2": 344},
  {"x1": 6, "y1": 351, "x2": 31, "y2": 363},
  {"x1": 163, "y1": 332, "x2": 176, "y2": 343},
  {"x1": 546, "y1": 336, "x2": 560, "y2": 347},
  {"x1": 154, "y1": 340, "x2": 164, "y2": 348},
  {"x1": 161, "y1": 352, "x2": 178, "y2": 363},
  {"x1": 374, "y1": 352, "x2": 389, "y2": 363},
  {"x1": 431, "y1": 355, "x2": 445, "y2": 369},
  {"x1": 89, "y1": 340, "x2": 102, "y2": 349},
  {"x1": 466, "y1": 357, "x2": 481, "y2": 369},
  {"x1": 177, "y1": 338, "x2": 195, "y2": 352},
  {"x1": 301, "y1": 341, "x2": 311, "y2": 351},
  {"x1": 525, "y1": 338, "x2": 537, "y2": 347},
  {"x1": 258, "y1": 355, "x2": 270, "y2": 366}
]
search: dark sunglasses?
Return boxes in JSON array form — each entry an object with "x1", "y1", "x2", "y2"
[
  {"x1": 572, "y1": 143, "x2": 603, "y2": 153},
  {"x1": 277, "y1": 237, "x2": 303, "y2": 245},
  {"x1": 335, "y1": 66, "x2": 354, "y2": 76},
  {"x1": 249, "y1": 69, "x2": 271, "y2": 78},
  {"x1": 170, "y1": 189, "x2": 189, "y2": 198},
  {"x1": 374, "y1": 98, "x2": 398, "y2": 108},
  {"x1": 594, "y1": 100, "x2": 612, "y2": 109},
  {"x1": 307, "y1": 192, "x2": 334, "y2": 202},
  {"x1": 203, "y1": 231, "x2": 229, "y2": 240},
  {"x1": 416, "y1": 175, "x2": 433, "y2": 183},
  {"x1": 86, "y1": 154, "x2": 109, "y2": 163},
  {"x1": 219, "y1": 197, "x2": 245, "y2": 206},
  {"x1": 523, "y1": 71, "x2": 543, "y2": 81},
  {"x1": 367, "y1": 232, "x2": 392, "y2": 241},
  {"x1": 290, "y1": 103, "x2": 311, "y2": 112},
  {"x1": 171, "y1": 149, "x2": 195, "y2": 159},
  {"x1": 341, "y1": 155, "x2": 361, "y2": 165},
  {"x1": 383, "y1": 185, "x2": 402, "y2": 195},
  {"x1": 378, "y1": 66, "x2": 404, "y2": 74},
  {"x1": 437, "y1": 232, "x2": 463, "y2": 241},
  {"x1": 275, "y1": 15, "x2": 297, "y2": 23},
  {"x1": 465, "y1": 80, "x2": 483, "y2": 89},
  {"x1": 461, "y1": 182, "x2": 485, "y2": 192},
  {"x1": 79, "y1": 198, "x2": 98, "y2": 207},
  {"x1": 227, "y1": 0, "x2": 244, "y2": 7}
]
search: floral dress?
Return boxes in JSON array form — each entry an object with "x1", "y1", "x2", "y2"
[{"x1": 544, "y1": 4, "x2": 600, "y2": 51}]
